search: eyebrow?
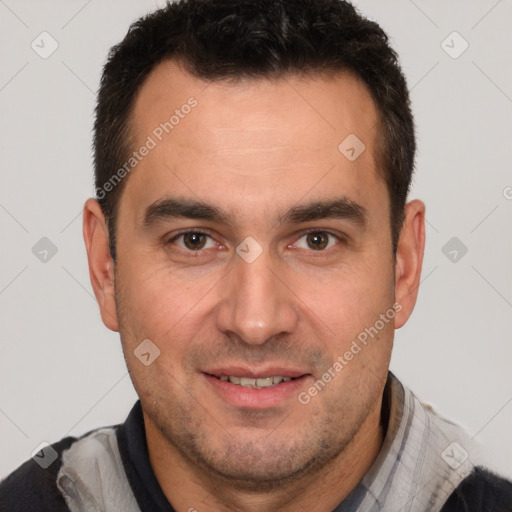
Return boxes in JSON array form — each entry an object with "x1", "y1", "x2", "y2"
[
  {"x1": 142, "y1": 197, "x2": 234, "y2": 228},
  {"x1": 141, "y1": 196, "x2": 367, "y2": 229},
  {"x1": 278, "y1": 197, "x2": 367, "y2": 227}
]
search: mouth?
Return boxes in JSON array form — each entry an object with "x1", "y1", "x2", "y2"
[
  {"x1": 205, "y1": 373, "x2": 301, "y2": 389},
  {"x1": 202, "y1": 369, "x2": 311, "y2": 409}
]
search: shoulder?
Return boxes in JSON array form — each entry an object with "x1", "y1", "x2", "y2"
[
  {"x1": 441, "y1": 466, "x2": 512, "y2": 512},
  {"x1": 0, "y1": 436, "x2": 76, "y2": 512}
]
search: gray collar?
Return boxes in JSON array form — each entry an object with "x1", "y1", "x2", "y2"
[{"x1": 334, "y1": 373, "x2": 476, "y2": 512}]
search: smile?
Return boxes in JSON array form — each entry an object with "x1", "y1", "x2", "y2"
[
  {"x1": 203, "y1": 371, "x2": 310, "y2": 409},
  {"x1": 211, "y1": 375, "x2": 295, "y2": 389}
]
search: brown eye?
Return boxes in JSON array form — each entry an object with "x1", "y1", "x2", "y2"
[
  {"x1": 168, "y1": 230, "x2": 220, "y2": 255},
  {"x1": 293, "y1": 231, "x2": 340, "y2": 252},
  {"x1": 182, "y1": 232, "x2": 208, "y2": 250},
  {"x1": 306, "y1": 232, "x2": 329, "y2": 250}
]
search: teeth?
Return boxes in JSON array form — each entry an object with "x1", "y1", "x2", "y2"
[
  {"x1": 256, "y1": 377, "x2": 273, "y2": 387},
  {"x1": 240, "y1": 377, "x2": 257, "y2": 387},
  {"x1": 219, "y1": 375, "x2": 294, "y2": 388}
]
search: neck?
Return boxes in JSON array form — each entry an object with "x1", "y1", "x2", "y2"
[{"x1": 144, "y1": 398, "x2": 385, "y2": 512}]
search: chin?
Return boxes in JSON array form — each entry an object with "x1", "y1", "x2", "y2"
[{"x1": 173, "y1": 427, "x2": 348, "y2": 491}]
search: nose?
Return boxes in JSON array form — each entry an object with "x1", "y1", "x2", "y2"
[{"x1": 215, "y1": 245, "x2": 299, "y2": 345}]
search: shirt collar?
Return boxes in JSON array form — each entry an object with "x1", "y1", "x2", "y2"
[{"x1": 333, "y1": 371, "x2": 474, "y2": 511}]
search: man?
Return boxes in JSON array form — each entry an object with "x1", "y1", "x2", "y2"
[{"x1": 1, "y1": 0, "x2": 511, "y2": 510}]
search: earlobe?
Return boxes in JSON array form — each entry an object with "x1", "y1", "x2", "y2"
[
  {"x1": 394, "y1": 199, "x2": 426, "y2": 329},
  {"x1": 83, "y1": 198, "x2": 119, "y2": 332}
]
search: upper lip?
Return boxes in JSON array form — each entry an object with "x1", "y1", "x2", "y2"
[{"x1": 203, "y1": 366, "x2": 309, "y2": 379}]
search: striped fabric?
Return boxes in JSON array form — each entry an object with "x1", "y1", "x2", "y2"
[{"x1": 334, "y1": 373, "x2": 476, "y2": 512}]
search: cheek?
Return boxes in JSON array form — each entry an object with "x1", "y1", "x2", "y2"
[
  {"x1": 117, "y1": 256, "x2": 218, "y2": 333},
  {"x1": 294, "y1": 261, "x2": 395, "y2": 343},
  {"x1": 114, "y1": 264, "x2": 206, "y2": 397},
  {"x1": 114, "y1": 260, "x2": 227, "y2": 390}
]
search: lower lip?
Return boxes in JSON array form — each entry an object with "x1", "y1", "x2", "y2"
[{"x1": 203, "y1": 373, "x2": 310, "y2": 409}]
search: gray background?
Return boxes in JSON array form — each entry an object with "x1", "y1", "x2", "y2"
[{"x1": 1, "y1": 0, "x2": 511, "y2": 481}]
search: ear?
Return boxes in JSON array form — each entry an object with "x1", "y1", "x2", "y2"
[
  {"x1": 394, "y1": 199, "x2": 426, "y2": 329},
  {"x1": 83, "y1": 198, "x2": 119, "y2": 332}
]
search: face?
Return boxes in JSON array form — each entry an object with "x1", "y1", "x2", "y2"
[{"x1": 86, "y1": 60, "x2": 421, "y2": 487}]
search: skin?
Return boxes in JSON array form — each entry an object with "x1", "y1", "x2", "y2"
[{"x1": 83, "y1": 59, "x2": 425, "y2": 511}]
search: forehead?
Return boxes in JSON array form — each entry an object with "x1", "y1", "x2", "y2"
[
  {"x1": 131, "y1": 59, "x2": 379, "y2": 150},
  {"x1": 123, "y1": 59, "x2": 385, "y2": 219}
]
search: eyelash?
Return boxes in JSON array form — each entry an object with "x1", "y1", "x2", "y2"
[
  {"x1": 165, "y1": 229, "x2": 220, "y2": 256},
  {"x1": 166, "y1": 228, "x2": 344, "y2": 254}
]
